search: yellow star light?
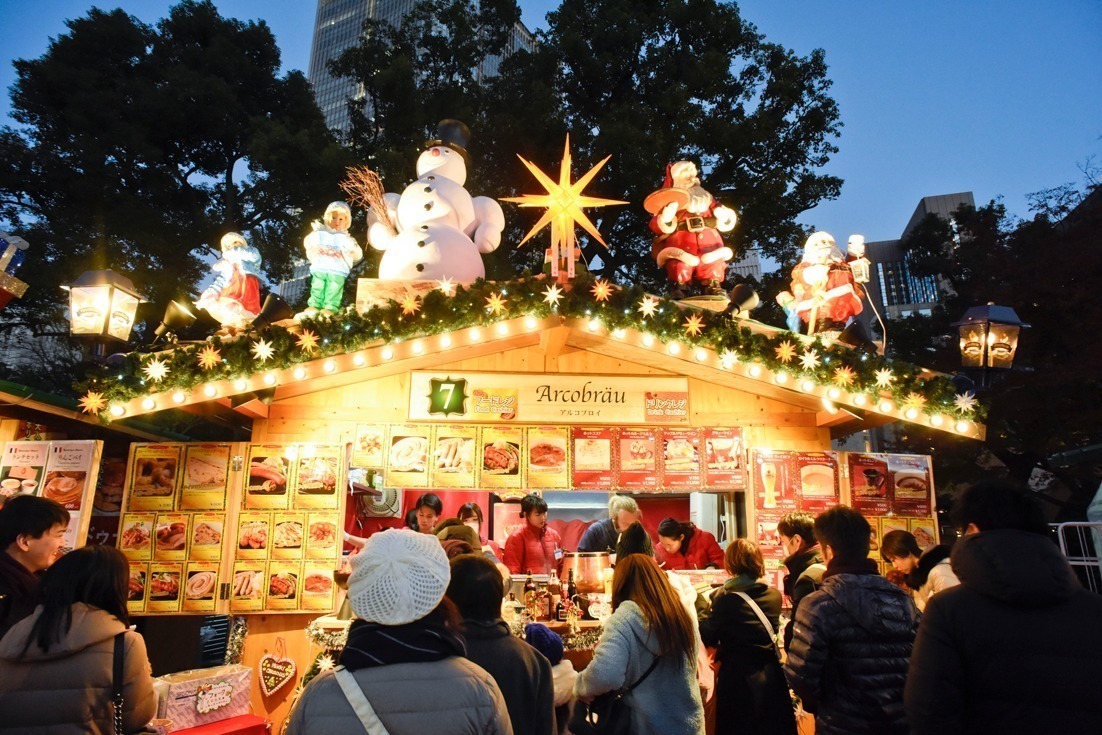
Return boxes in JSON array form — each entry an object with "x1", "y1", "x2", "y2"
[
  {"x1": 638, "y1": 295, "x2": 659, "y2": 318},
  {"x1": 436, "y1": 277, "x2": 456, "y2": 297},
  {"x1": 79, "y1": 391, "x2": 107, "y2": 414},
  {"x1": 143, "y1": 358, "x2": 169, "y2": 383},
  {"x1": 799, "y1": 349, "x2": 821, "y2": 371},
  {"x1": 591, "y1": 279, "x2": 613, "y2": 302},
  {"x1": 485, "y1": 292, "x2": 508, "y2": 315},
  {"x1": 197, "y1": 345, "x2": 222, "y2": 370},
  {"x1": 251, "y1": 338, "x2": 275, "y2": 363},
  {"x1": 296, "y1": 330, "x2": 320, "y2": 354},
  {"x1": 874, "y1": 368, "x2": 896, "y2": 388},
  {"x1": 400, "y1": 292, "x2": 421, "y2": 316},
  {"x1": 774, "y1": 340, "x2": 797, "y2": 364},
  {"x1": 501, "y1": 136, "x2": 627, "y2": 276},
  {"x1": 543, "y1": 284, "x2": 564, "y2": 307},
  {"x1": 903, "y1": 392, "x2": 927, "y2": 410},
  {"x1": 683, "y1": 314, "x2": 705, "y2": 337},
  {"x1": 833, "y1": 365, "x2": 856, "y2": 387}
]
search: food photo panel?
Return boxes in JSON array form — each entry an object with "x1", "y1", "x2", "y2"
[
  {"x1": 292, "y1": 444, "x2": 342, "y2": 509},
  {"x1": 385, "y1": 425, "x2": 430, "y2": 488},
  {"x1": 305, "y1": 512, "x2": 341, "y2": 561},
  {"x1": 245, "y1": 444, "x2": 294, "y2": 510},
  {"x1": 662, "y1": 428, "x2": 703, "y2": 492},
  {"x1": 572, "y1": 427, "x2": 614, "y2": 491},
  {"x1": 230, "y1": 562, "x2": 266, "y2": 613},
  {"x1": 271, "y1": 512, "x2": 306, "y2": 560},
  {"x1": 619, "y1": 428, "x2": 660, "y2": 492},
  {"x1": 180, "y1": 444, "x2": 231, "y2": 511},
  {"x1": 127, "y1": 444, "x2": 182, "y2": 512},
  {"x1": 189, "y1": 513, "x2": 226, "y2": 562},
  {"x1": 430, "y1": 425, "x2": 478, "y2": 489},
  {"x1": 153, "y1": 512, "x2": 190, "y2": 562},
  {"x1": 481, "y1": 426, "x2": 525, "y2": 490},
  {"x1": 118, "y1": 512, "x2": 155, "y2": 561},
  {"x1": 526, "y1": 426, "x2": 569, "y2": 490},
  {"x1": 182, "y1": 562, "x2": 220, "y2": 614}
]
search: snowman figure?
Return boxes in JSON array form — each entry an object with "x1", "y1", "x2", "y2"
[{"x1": 368, "y1": 120, "x2": 504, "y2": 282}]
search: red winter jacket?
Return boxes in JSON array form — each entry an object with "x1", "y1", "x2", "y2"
[
  {"x1": 656, "y1": 526, "x2": 725, "y2": 571},
  {"x1": 504, "y1": 524, "x2": 562, "y2": 575}
]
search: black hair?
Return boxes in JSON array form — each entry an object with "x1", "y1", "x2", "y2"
[
  {"x1": 22, "y1": 544, "x2": 129, "y2": 656},
  {"x1": 520, "y1": 493, "x2": 547, "y2": 517},
  {"x1": 905, "y1": 544, "x2": 953, "y2": 591},
  {"x1": 777, "y1": 511, "x2": 816, "y2": 545},
  {"x1": 404, "y1": 508, "x2": 419, "y2": 530},
  {"x1": 615, "y1": 521, "x2": 654, "y2": 559},
  {"x1": 657, "y1": 517, "x2": 694, "y2": 545},
  {"x1": 447, "y1": 554, "x2": 504, "y2": 621},
  {"x1": 415, "y1": 493, "x2": 443, "y2": 515},
  {"x1": 0, "y1": 494, "x2": 70, "y2": 549},
  {"x1": 813, "y1": 506, "x2": 871, "y2": 563},
  {"x1": 457, "y1": 502, "x2": 483, "y2": 526},
  {"x1": 881, "y1": 530, "x2": 922, "y2": 562},
  {"x1": 951, "y1": 480, "x2": 1048, "y2": 535}
]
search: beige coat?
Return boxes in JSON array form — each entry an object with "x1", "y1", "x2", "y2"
[{"x1": 0, "y1": 602, "x2": 157, "y2": 734}]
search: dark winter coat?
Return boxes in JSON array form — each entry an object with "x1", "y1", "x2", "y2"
[
  {"x1": 462, "y1": 618, "x2": 556, "y2": 735},
  {"x1": 905, "y1": 529, "x2": 1102, "y2": 734},
  {"x1": 0, "y1": 552, "x2": 37, "y2": 641},
  {"x1": 781, "y1": 546, "x2": 824, "y2": 650},
  {"x1": 700, "y1": 577, "x2": 797, "y2": 735},
  {"x1": 784, "y1": 559, "x2": 919, "y2": 735},
  {"x1": 577, "y1": 518, "x2": 618, "y2": 553}
]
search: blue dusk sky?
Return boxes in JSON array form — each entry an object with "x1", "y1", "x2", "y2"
[{"x1": 1, "y1": 1, "x2": 1099, "y2": 244}]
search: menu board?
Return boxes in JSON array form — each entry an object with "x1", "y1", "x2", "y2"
[
  {"x1": 386, "y1": 424, "x2": 431, "y2": 488},
  {"x1": 430, "y1": 425, "x2": 479, "y2": 489},
  {"x1": 848, "y1": 452, "x2": 891, "y2": 516},
  {"x1": 119, "y1": 512, "x2": 156, "y2": 561},
  {"x1": 481, "y1": 426, "x2": 525, "y2": 490},
  {"x1": 751, "y1": 449, "x2": 797, "y2": 512},
  {"x1": 127, "y1": 445, "x2": 182, "y2": 512},
  {"x1": 245, "y1": 444, "x2": 294, "y2": 510},
  {"x1": 619, "y1": 428, "x2": 661, "y2": 492},
  {"x1": 127, "y1": 563, "x2": 148, "y2": 615},
  {"x1": 190, "y1": 513, "x2": 226, "y2": 562},
  {"x1": 572, "y1": 427, "x2": 614, "y2": 490},
  {"x1": 888, "y1": 455, "x2": 934, "y2": 517},
  {"x1": 180, "y1": 444, "x2": 231, "y2": 510},
  {"x1": 351, "y1": 424, "x2": 388, "y2": 468},
  {"x1": 182, "y1": 562, "x2": 220, "y2": 613},
  {"x1": 153, "y1": 512, "x2": 190, "y2": 562},
  {"x1": 703, "y1": 428, "x2": 745, "y2": 491},
  {"x1": 526, "y1": 426, "x2": 570, "y2": 490},
  {"x1": 794, "y1": 452, "x2": 840, "y2": 513},
  {"x1": 662, "y1": 428, "x2": 703, "y2": 492},
  {"x1": 147, "y1": 562, "x2": 183, "y2": 613},
  {"x1": 0, "y1": 441, "x2": 49, "y2": 497},
  {"x1": 292, "y1": 444, "x2": 342, "y2": 509}
]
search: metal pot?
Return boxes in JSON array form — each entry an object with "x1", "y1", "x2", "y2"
[{"x1": 561, "y1": 551, "x2": 612, "y2": 594}]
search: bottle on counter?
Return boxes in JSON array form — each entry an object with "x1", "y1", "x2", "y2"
[
  {"x1": 524, "y1": 570, "x2": 537, "y2": 616},
  {"x1": 549, "y1": 570, "x2": 562, "y2": 619},
  {"x1": 536, "y1": 580, "x2": 551, "y2": 620}
]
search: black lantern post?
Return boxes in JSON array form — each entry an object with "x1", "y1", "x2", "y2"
[
  {"x1": 951, "y1": 303, "x2": 1029, "y2": 389},
  {"x1": 61, "y1": 269, "x2": 144, "y2": 362}
]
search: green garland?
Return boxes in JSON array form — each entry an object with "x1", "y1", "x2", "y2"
[{"x1": 76, "y1": 273, "x2": 983, "y2": 423}]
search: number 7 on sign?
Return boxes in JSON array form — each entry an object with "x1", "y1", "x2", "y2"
[{"x1": 427, "y1": 377, "x2": 469, "y2": 417}]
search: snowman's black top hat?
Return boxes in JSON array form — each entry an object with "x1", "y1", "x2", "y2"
[{"x1": 425, "y1": 119, "x2": 471, "y2": 165}]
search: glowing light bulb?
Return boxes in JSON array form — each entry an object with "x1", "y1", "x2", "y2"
[
  {"x1": 172, "y1": 391, "x2": 186, "y2": 404},
  {"x1": 612, "y1": 329, "x2": 626, "y2": 340},
  {"x1": 293, "y1": 367, "x2": 307, "y2": 380},
  {"x1": 381, "y1": 347, "x2": 394, "y2": 360},
  {"x1": 801, "y1": 380, "x2": 815, "y2": 392},
  {"x1": 524, "y1": 316, "x2": 538, "y2": 331},
  {"x1": 667, "y1": 343, "x2": 681, "y2": 355},
  {"x1": 438, "y1": 335, "x2": 451, "y2": 350},
  {"x1": 263, "y1": 373, "x2": 276, "y2": 385},
  {"x1": 904, "y1": 407, "x2": 919, "y2": 420},
  {"x1": 879, "y1": 400, "x2": 894, "y2": 413},
  {"x1": 930, "y1": 414, "x2": 944, "y2": 427},
  {"x1": 353, "y1": 353, "x2": 366, "y2": 366},
  {"x1": 234, "y1": 379, "x2": 248, "y2": 391},
  {"x1": 827, "y1": 387, "x2": 841, "y2": 400},
  {"x1": 495, "y1": 323, "x2": 509, "y2": 336},
  {"x1": 588, "y1": 319, "x2": 601, "y2": 332},
  {"x1": 411, "y1": 342, "x2": 423, "y2": 355},
  {"x1": 469, "y1": 328, "x2": 481, "y2": 342},
  {"x1": 642, "y1": 334, "x2": 655, "y2": 347},
  {"x1": 853, "y1": 394, "x2": 867, "y2": 406},
  {"x1": 695, "y1": 349, "x2": 708, "y2": 362},
  {"x1": 109, "y1": 405, "x2": 125, "y2": 417},
  {"x1": 748, "y1": 365, "x2": 762, "y2": 378},
  {"x1": 141, "y1": 397, "x2": 156, "y2": 411},
  {"x1": 203, "y1": 385, "x2": 217, "y2": 398},
  {"x1": 955, "y1": 420, "x2": 970, "y2": 433},
  {"x1": 774, "y1": 373, "x2": 788, "y2": 384},
  {"x1": 323, "y1": 359, "x2": 337, "y2": 372}
]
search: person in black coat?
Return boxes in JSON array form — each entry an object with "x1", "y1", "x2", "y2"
[
  {"x1": 700, "y1": 539, "x2": 796, "y2": 735},
  {"x1": 905, "y1": 480, "x2": 1102, "y2": 733},
  {"x1": 784, "y1": 506, "x2": 919, "y2": 735},
  {"x1": 777, "y1": 511, "x2": 824, "y2": 650}
]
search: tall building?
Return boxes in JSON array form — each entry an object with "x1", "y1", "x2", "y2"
[{"x1": 308, "y1": 0, "x2": 536, "y2": 135}]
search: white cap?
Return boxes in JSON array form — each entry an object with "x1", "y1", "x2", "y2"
[
  {"x1": 347, "y1": 529, "x2": 450, "y2": 625},
  {"x1": 220, "y1": 232, "x2": 247, "y2": 249}
]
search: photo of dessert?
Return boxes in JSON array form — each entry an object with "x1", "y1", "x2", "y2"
[
  {"x1": 664, "y1": 437, "x2": 698, "y2": 472},
  {"x1": 42, "y1": 471, "x2": 86, "y2": 506}
]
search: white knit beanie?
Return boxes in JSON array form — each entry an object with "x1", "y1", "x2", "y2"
[{"x1": 348, "y1": 528, "x2": 450, "y2": 625}]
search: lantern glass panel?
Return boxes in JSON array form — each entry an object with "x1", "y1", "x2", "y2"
[
  {"x1": 106, "y1": 289, "x2": 140, "y2": 341},
  {"x1": 69, "y1": 285, "x2": 111, "y2": 335},
  {"x1": 959, "y1": 325, "x2": 986, "y2": 368},
  {"x1": 986, "y1": 324, "x2": 1020, "y2": 369}
]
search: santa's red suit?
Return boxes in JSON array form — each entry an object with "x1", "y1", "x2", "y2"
[
  {"x1": 791, "y1": 260, "x2": 864, "y2": 329},
  {"x1": 650, "y1": 199, "x2": 730, "y2": 285}
]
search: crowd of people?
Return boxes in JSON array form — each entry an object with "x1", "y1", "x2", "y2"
[{"x1": 1, "y1": 481, "x2": 1100, "y2": 734}]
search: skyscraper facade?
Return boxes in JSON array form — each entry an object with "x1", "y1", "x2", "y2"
[{"x1": 308, "y1": 0, "x2": 536, "y2": 135}]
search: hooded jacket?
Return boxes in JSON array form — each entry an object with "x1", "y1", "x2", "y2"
[
  {"x1": 784, "y1": 561, "x2": 919, "y2": 735},
  {"x1": 781, "y1": 545, "x2": 825, "y2": 650},
  {"x1": 0, "y1": 602, "x2": 157, "y2": 734},
  {"x1": 461, "y1": 618, "x2": 555, "y2": 735},
  {"x1": 905, "y1": 530, "x2": 1102, "y2": 734},
  {"x1": 574, "y1": 600, "x2": 705, "y2": 735}
]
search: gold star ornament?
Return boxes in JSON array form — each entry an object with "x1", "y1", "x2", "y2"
[
  {"x1": 591, "y1": 279, "x2": 613, "y2": 302},
  {"x1": 683, "y1": 314, "x2": 705, "y2": 337},
  {"x1": 799, "y1": 349, "x2": 821, "y2": 371},
  {"x1": 485, "y1": 292, "x2": 508, "y2": 315},
  {"x1": 296, "y1": 330, "x2": 320, "y2": 354},
  {"x1": 774, "y1": 340, "x2": 797, "y2": 364},
  {"x1": 874, "y1": 368, "x2": 895, "y2": 388},
  {"x1": 79, "y1": 391, "x2": 107, "y2": 414},
  {"x1": 501, "y1": 136, "x2": 626, "y2": 281},
  {"x1": 197, "y1": 345, "x2": 222, "y2": 370},
  {"x1": 400, "y1": 292, "x2": 422, "y2": 316},
  {"x1": 833, "y1": 365, "x2": 856, "y2": 387}
]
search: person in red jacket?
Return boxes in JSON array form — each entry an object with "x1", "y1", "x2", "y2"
[
  {"x1": 504, "y1": 494, "x2": 562, "y2": 575},
  {"x1": 655, "y1": 518, "x2": 724, "y2": 571}
]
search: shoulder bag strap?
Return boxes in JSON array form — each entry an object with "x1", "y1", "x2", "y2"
[
  {"x1": 334, "y1": 665, "x2": 392, "y2": 735},
  {"x1": 112, "y1": 631, "x2": 126, "y2": 735},
  {"x1": 623, "y1": 652, "x2": 662, "y2": 693},
  {"x1": 734, "y1": 591, "x2": 780, "y2": 656}
]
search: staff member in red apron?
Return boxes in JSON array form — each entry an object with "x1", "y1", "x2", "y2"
[
  {"x1": 504, "y1": 494, "x2": 562, "y2": 575},
  {"x1": 655, "y1": 518, "x2": 724, "y2": 571}
]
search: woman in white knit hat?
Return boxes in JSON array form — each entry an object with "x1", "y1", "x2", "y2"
[{"x1": 286, "y1": 529, "x2": 513, "y2": 735}]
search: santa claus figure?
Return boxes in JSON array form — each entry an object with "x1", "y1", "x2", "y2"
[
  {"x1": 647, "y1": 161, "x2": 737, "y2": 298},
  {"x1": 778, "y1": 231, "x2": 864, "y2": 338},
  {"x1": 196, "y1": 232, "x2": 262, "y2": 332}
]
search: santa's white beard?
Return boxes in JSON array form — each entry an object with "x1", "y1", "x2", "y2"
[{"x1": 679, "y1": 184, "x2": 713, "y2": 214}]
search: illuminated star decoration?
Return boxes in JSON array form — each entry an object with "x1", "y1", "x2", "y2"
[
  {"x1": 799, "y1": 349, "x2": 821, "y2": 371},
  {"x1": 637, "y1": 295, "x2": 659, "y2": 318},
  {"x1": 720, "y1": 350, "x2": 740, "y2": 369},
  {"x1": 79, "y1": 391, "x2": 107, "y2": 414},
  {"x1": 296, "y1": 330, "x2": 320, "y2": 355},
  {"x1": 143, "y1": 358, "x2": 169, "y2": 383},
  {"x1": 954, "y1": 391, "x2": 978, "y2": 414},
  {"x1": 317, "y1": 654, "x2": 335, "y2": 672},
  {"x1": 774, "y1": 340, "x2": 797, "y2": 364},
  {"x1": 436, "y1": 277, "x2": 456, "y2": 297},
  {"x1": 251, "y1": 338, "x2": 275, "y2": 363},
  {"x1": 591, "y1": 279, "x2": 613, "y2": 302},
  {"x1": 833, "y1": 365, "x2": 856, "y2": 387},
  {"x1": 400, "y1": 292, "x2": 421, "y2": 316},
  {"x1": 501, "y1": 135, "x2": 627, "y2": 281},
  {"x1": 903, "y1": 392, "x2": 927, "y2": 411},
  {"x1": 683, "y1": 314, "x2": 705, "y2": 337},
  {"x1": 874, "y1": 368, "x2": 896, "y2": 388},
  {"x1": 543, "y1": 284, "x2": 564, "y2": 307},
  {"x1": 197, "y1": 345, "x2": 222, "y2": 370},
  {"x1": 485, "y1": 292, "x2": 508, "y2": 315}
]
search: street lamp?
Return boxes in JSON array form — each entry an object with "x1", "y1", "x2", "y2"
[
  {"x1": 951, "y1": 303, "x2": 1029, "y2": 387},
  {"x1": 61, "y1": 269, "x2": 144, "y2": 360}
]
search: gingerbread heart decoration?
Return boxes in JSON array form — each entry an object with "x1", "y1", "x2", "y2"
[{"x1": 259, "y1": 653, "x2": 296, "y2": 697}]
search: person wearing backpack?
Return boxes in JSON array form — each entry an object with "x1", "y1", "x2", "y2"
[
  {"x1": 700, "y1": 539, "x2": 797, "y2": 735},
  {"x1": 776, "y1": 511, "x2": 825, "y2": 650}
]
